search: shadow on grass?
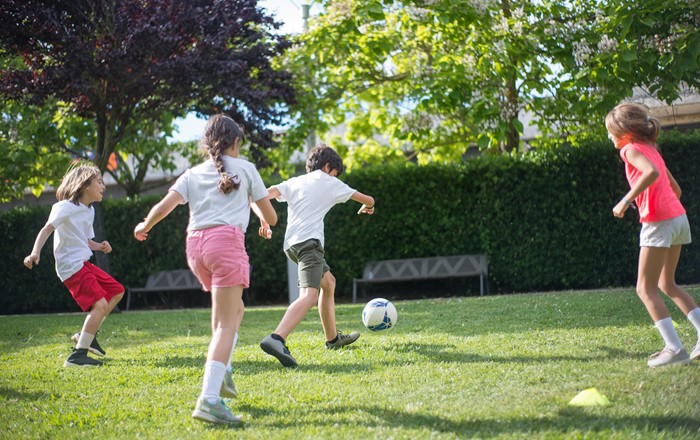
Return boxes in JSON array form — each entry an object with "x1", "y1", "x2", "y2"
[
  {"x1": 133, "y1": 342, "x2": 647, "y2": 372},
  {"x1": 0, "y1": 386, "x2": 48, "y2": 401},
  {"x1": 237, "y1": 402, "x2": 700, "y2": 437},
  {"x1": 383, "y1": 342, "x2": 645, "y2": 364}
]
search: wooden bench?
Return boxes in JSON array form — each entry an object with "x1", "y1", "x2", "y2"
[
  {"x1": 125, "y1": 269, "x2": 202, "y2": 311},
  {"x1": 352, "y1": 254, "x2": 488, "y2": 303}
]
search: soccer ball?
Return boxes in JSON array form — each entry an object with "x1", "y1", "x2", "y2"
[{"x1": 362, "y1": 298, "x2": 398, "y2": 331}]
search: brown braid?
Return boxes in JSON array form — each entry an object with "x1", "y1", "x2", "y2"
[{"x1": 200, "y1": 114, "x2": 244, "y2": 194}]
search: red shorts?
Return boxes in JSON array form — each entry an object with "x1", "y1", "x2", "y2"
[
  {"x1": 63, "y1": 261, "x2": 124, "y2": 312},
  {"x1": 186, "y1": 225, "x2": 250, "y2": 292}
]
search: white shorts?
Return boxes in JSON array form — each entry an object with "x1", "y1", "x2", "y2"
[{"x1": 640, "y1": 213, "x2": 692, "y2": 248}]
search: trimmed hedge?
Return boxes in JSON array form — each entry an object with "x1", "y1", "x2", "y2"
[{"x1": 2, "y1": 131, "x2": 699, "y2": 314}]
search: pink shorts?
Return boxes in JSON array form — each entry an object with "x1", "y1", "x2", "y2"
[
  {"x1": 63, "y1": 262, "x2": 124, "y2": 312},
  {"x1": 186, "y1": 225, "x2": 250, "y2": 292}
]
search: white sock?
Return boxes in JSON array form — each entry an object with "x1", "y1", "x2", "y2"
[
  {"x1": 201, "y1": 360, "x2": 226, "y2": 403},
  {"x1": 654, "y1": 317, "x2": 684, "y2": 351},
  {"x1": 227, "y1": 332, "x2": 239, "y2": 370},
  {"x1": 76, "y1": 332, "x2": 95, "y2": 350},
  {"x1": 687, "y1": 308, "x2": 700, "y2": 336}
]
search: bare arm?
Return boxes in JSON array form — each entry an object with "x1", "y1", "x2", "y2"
[
  {"x1": 667, "y1": 169, "x2": 681, "y2": 199},
  {"x1": 24, "y1": 223, "x2": 55, "y2": 268},
  {"x1": 134, "y1": 191, "x2": 184, "y2": 241},
  {"x1": 254, "y1": 187, "x2": 280, "y2": 239},
  {"x1": 613, "y1": 149, "x2": 659, "y2": 218},
  {"x1": 351, "y1": 191, "x2": 375, "y2": 215},
  {"x1": 88, "y1": 239, "x2": 112, "y2": 254}
]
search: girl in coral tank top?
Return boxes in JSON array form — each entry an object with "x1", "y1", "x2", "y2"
[{"x1": 606, "y1": 102, "x2": 700, "y2": 368}]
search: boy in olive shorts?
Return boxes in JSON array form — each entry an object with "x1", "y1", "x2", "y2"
[{"x1": 258, "y1": 145, "x2": 375, "y2": 367}]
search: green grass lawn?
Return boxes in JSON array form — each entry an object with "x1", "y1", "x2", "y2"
[{"x1": 1, "y1": 288, "x2": 699, "y2": 439}]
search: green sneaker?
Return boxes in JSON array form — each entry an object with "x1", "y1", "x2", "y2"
[
  {"x1": 64, "y1": 348, "x2": 103, "y2": 367},
  {"x1": 325, "y1": 330, "x2": 360, "y2": 350},
  {"x1": 220, "y1": 367, "x2": 237, "y2": 398},
  {"x1": 192, "y1": 398, "x2": 241, "y2": 424},
  {"x1": 71, "y1": 332, "x2": 106, "y2": 357}
]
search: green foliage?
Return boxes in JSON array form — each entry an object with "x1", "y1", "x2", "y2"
[
  {"x1": 2, "y1": 132, "x2": 699, "y2": 313},
  {"x1": 0, "y1": 97, "x2": 200, "y2": 201},
  {"x1": 279, "y1": 0, "x2": 700, "y2": 166},
  {"x1": 1, "y1": 290, "x2": 699, "y2": 438}
]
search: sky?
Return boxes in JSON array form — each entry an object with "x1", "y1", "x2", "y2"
[{"x1": 169, "y1": 0, "x2": 314, "y2": 143}]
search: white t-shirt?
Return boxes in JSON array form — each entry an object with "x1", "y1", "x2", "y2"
[
  {"x1": 46, "y1": 200, "x2": 95, "y2": 281},
  {"x1": 274, "y1": 170, "x2": 356, "y2": 250},
  {"x1": 170, "y1": 156, "x2": 268, "y2": 232}
]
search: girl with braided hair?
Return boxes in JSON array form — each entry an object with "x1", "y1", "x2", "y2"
[{"x1": 134, "y1": 114, "x2": 277, "y2": 424}]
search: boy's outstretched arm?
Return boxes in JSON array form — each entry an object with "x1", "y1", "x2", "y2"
[
  {"x1": 251, "y1": 190, "x2": 278, "y2": 240},
  {"x1": 24, "y1": 223, "x2": 55, "y2": 268},
  {"x1": 351, "y1": 191, "x2": 375, "y2": 215}
]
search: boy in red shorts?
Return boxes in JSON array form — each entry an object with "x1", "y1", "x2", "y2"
[{"x1": 24, "y1": 163, "x2": 124, "y2": 367}]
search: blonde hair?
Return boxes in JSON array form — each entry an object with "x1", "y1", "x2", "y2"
[
  {"x1": 56, "y1": 161, "x2": 101, "y2": 205},
  {"x1": 605, "y1": 103, "x2": 661, "y2": 147},
  {"x1": 199, "y1": 114, "x2": 245, "y2": 194}
]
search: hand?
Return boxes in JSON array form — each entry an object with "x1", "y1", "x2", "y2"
[
  {"x1": 612, "y1": 200, "x2": 628, "y2": 218},
  {"x1": 100, "y1": 241, "x2": 112, "y2": 254},
  {"x1": 134, "y1": 222, "x2": 150, "y2": 241},
  {"x1": 357, "y1": 204, "x2": 375, "y2": 215},
  {"x1": 258, "y1": 223, "x2": 272, "y2": 239},
  {"x1": 24, "y1": 254, "x2": 39, "y2": 269}
]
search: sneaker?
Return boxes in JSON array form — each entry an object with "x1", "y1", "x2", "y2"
[
  {"x1": 260, "y1": 334, "x2": 298, "y2": 368},
  {"x1": 325, "y1": 330, "x2": 360, "y2": 350},
  {"x1": 192, "y1": 397, "x2": 241, "y2": 424},
  {"x1": 690, "y1": 341, "x2": 700, "y2": 361},
  {"x1": 647, "y1": 347, "x2": 690, "y2": 368},
  {"x1": 64, "y1": 348, "x2": 103, "y2": 367},
  {"x1": 71, "y1": 332, "x2": 106, "y2": 357},
  {"x1": 220, "y1": 367, "x2": 237, "y2": 398}
]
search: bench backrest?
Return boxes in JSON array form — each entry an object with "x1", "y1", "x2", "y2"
[
  {"x1": 362, "y1": 255, "x2": 487, "y2": 281},
  {"x1": 145, "y1": 269, "x2": 202, "y2": 290}
]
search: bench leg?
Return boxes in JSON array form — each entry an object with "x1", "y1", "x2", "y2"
[
  {"x1": 480, "y1": 274, "x2": 484, "y2": 296},
  {"x1": 126, "y1": 289, "x2": 132, "y2": 311},
  {"x1": 352, "y1": 280, "x2": 357, "y2": 304}
]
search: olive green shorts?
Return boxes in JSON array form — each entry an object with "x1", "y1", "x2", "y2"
[{"x1": 285, "y1": 239, "x2": 330, "y2": 290}]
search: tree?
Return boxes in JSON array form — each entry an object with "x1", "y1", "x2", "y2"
[
  {"x1": 0, "y1": 0, "x2": 295, "y2": 269},
  {"x1": 0, "y1": 96, "x2": 201, "y2": 202},
  {"x1": 0, "y1": 0, "x2": 294, "y2": 172},
  {"x1": 279, "y1": 0, "x2": 700, "y2": 167}
]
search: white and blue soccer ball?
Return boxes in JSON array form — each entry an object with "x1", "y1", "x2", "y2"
[{"x1": 362, "y1": 298, "x2": 397, "y2": 331}]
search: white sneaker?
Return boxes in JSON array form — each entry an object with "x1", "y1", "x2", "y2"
[
  {"x1": 690, "y1": 341, "x2": 700, "y2": 361},
  {"x1": 647, "y1": 347, "x2": 690, "y2": 368}
]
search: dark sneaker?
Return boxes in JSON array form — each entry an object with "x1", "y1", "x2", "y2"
[
  {"x1": 192, "y1": 398, "x2": 241, "y2": 424},
  {"x1": 64, "y1": 348, "x2": 103, "y2": 367},
  {"x1": 71, "y1": 332, "x2": 106, "y2": 357},
  {"x1": 647, "y1": 347, "x2": 690, "y2": 368},
  {"x1": 325, "y1": 330, "x2": 360, "y2": 350},
  {"x1": 260, "y1": 334, "x2": 298, "y2": 368},
  {"x1": 220, "y1": 367, "x2": 237, "y2": 398}
]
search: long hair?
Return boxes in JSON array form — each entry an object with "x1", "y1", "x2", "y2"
[
  {"x1": 199, "y1": 114, "x2": 245, "y2": 194},
  {"x1": 306, "y1": 144, "x2": 344, "y2": 176},
  {"x1": 605, "y1": 103, "x2": 661, "y2": 149},
  {"x1": 55, "y1": 161, "x2": 101, "y2": 205}
]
